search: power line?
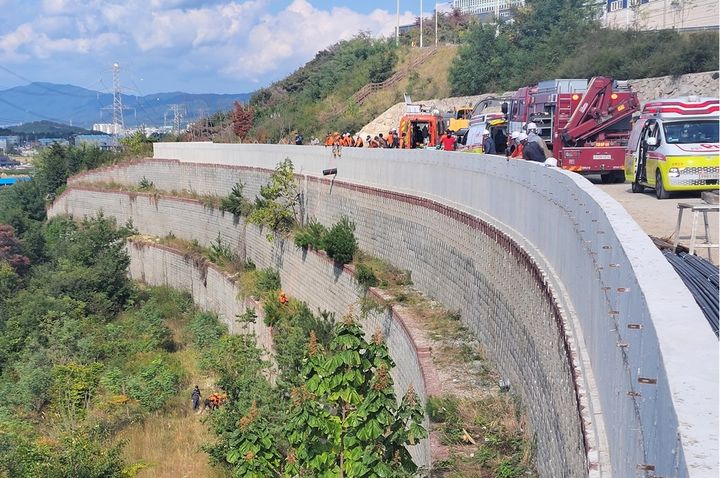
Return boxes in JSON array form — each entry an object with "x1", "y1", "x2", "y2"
[{"x1": 0, "y1": 64, "x2": 99, "y2": 98}]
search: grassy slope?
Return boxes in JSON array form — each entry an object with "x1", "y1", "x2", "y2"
[
  {"x1": 117, "y1": 308, "x2": 227, "y2": 478},
  {"x1": 358, "y1": 45, "x2": 459, "y2": 123}
]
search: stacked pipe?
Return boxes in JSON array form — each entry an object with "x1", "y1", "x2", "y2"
[{"x1": 662, "y1": 251, "x2": 719, "y2": 336}]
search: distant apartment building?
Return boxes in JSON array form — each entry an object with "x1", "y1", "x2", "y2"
[
  {"x1": 0, "y1": 136, "x2": 20, "y2": 152},
  {"x1": 604, "y1": 0, "x2": 719, "y2": 30},
  {"x1": 92, "y1": 123, "x2": 123, "y2": 135},
  {"x1": 452, "y1": 0, "x2": 524, "y2": 19}
]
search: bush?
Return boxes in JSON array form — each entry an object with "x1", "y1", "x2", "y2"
[
  {"x1": 355, "y1": 263, "x2": 378, "y2": 289},
  {"x1": 127, "y1": 355, "x2": 183, "y2": 412},
  {"x1": 294, "y1": 219, "x2": 327, "y2": 250},
  {"x1": 207, "y1": 234, "x2": 234, "y2": 265},
  {"x1": 138, "y1": 176, "x2": 155, "y2": 191},
  {"x1": 256, "y1": 268, "x2": 281, "y2": 292},
  {"x1": 219, "y1": 182, "x2": 254, "y2": 216},
  {"x1": 188, "y1": 312, "x2": 227, "y2": 348},
  {"x1": 324, "y1": 216, "x2": 357, "y2": 265}
]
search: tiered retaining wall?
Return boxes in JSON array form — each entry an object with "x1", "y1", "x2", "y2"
[
  {"x1": 59, "y1": 143, "x2": 718, "y2": 478},
  {"x1": 49, "y1": 189, "x2": 440, "y2": 468}
]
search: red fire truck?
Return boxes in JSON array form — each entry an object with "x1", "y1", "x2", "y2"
[{"x1": 506, "y1": 76, "x2": 640, "y2": 183}]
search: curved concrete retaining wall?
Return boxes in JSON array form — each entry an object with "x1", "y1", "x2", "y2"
[
  {"x1": 59, "y1": 183, "x2": 586, "y2": 475},
  {"x1": 48, "y1": 189, "x2": 438, "y2": 468},
  {"x1": 65, "y1": 143, "x2": 718, "y2": 477}
]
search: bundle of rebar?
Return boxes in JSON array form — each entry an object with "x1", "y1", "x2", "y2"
[{"x1": 663, "y1": 251, "x2": 719, "y2": 337}]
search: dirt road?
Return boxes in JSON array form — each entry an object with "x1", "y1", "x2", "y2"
[{"x1": 592, "y1": 177, "x2": 718, "y2": 264}]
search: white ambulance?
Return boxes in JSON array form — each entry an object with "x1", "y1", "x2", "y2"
[{"x1": 625, "y1": 97, "x2": 719, "y2": 199}]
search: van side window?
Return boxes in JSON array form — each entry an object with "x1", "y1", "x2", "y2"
[{"x1": 644, "y1": 122, "x2": 660, "y2": 149}]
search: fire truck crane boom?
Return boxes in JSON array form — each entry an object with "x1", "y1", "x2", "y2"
[{"x1": 562, "y1": 76, "x2": 640, "y2": 144}]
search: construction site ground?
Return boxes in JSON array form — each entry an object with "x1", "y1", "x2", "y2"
[{"x1": 593, "y1": 177, "x2": 719, "y2": 265}]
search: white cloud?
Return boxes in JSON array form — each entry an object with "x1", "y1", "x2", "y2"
[
  {"x1": 223, "y1": 0, "x2": 415, "y2": 81},
  {"x1": 0, "y1": 0, "x2": 419, "y2": 91}
]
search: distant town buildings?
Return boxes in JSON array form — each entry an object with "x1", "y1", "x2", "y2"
[
  {"x1": 0, "y1": 155, "x2": 21, "y2": 168},
  {"x1": 604, "y1": 0, "x2": 719, "y2": 30},
  {"x1": 452, "y1": 0, "x2": 524, "y2": 19},
  {"x1": 37, "y1": 138, "x2": 69, "y2": 147},
  {"x1": 74, "y1": 135, "x2": 118, "y2": 150},
  {"x1": 0, "y1": 136, "x2": 19, "y2": 153},
  {"x1": 92, "y1": 123, "x2": 123, "y2": 135}
]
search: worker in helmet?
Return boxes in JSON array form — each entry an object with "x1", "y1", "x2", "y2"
[
  {"x1": 525, "y1": 122, "x2": 552, "y2": 157},
  {"x1": 482, "y1": 129, "x2": 496, "y2": 154},
  {"x1": 507, "y1": 131, "x2": 521, "y2": 158},
  {"x1": 520, "y1": 132, "x2": 546, "y2": 162}
]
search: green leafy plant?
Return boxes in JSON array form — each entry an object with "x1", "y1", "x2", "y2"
[
  {"x1": 247, "y1": 159, "x2": 299, "y2": 240},
  {"x1": 220, "y1": 182, "x2": 254, "y2": 216},
  {"x1": 137, "y1": 176, "x2": 155, "y2": 192},
  {"x1": 355, "y1": 262, "x2": 378, "y2": 290},
  {"x1": 323, "y1": 216, "x2": 357, "y2": 265},
  {"x1": 256, "y1": 268, "x2": 281, "y2": 293},
  {"x1": 293, "y1": 219, "x2": 327, "y2": 250},
  {"x1": 215, "y1": 314, "x2": 427, "y2": 477},
  {"x1": 207, "y1": 234, "x2": 234, "y2": 265}
]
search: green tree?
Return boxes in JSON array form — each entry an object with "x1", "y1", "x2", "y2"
[
  {"x1": 324, "y1": 216, "x2": 357, "y2": 265},
  {"x1": 219, "y1": 316, "x2": 427, "y2": 477},
  {"x1": 287, "y1": 318, "x2": 426, "y2": 477},
  {"x1": 120, "y1": 131, "x2": 153, "y2": 158},
  {"x1": 247, "y1": 159, "x2": 299, "y2": 239},
  {"x1": 34, "y1": 143, "x2": 69, "y2": 197}
]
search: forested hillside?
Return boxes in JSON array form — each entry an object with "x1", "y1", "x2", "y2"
[{"x1": 448, "y1": 0, "x2": 719, "y2": 95}]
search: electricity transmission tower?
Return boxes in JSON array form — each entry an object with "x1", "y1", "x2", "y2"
[
  {"x1": 168, "y1": 104, "x2": 185, "y2": 134},
  {"x1": 111, "y1": 62, "x2": 125, "y2": 135}
]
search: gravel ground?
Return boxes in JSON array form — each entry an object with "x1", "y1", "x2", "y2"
[{"x1": 591, "y1": 176, "x2": 718, "y2": 265}]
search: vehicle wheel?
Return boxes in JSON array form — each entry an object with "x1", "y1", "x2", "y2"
[
  {"x1": 631, "y1": 181, "x2": 645, "y2": 193},
  {"x1": 612, "y1": 171, "x2": 626, "y2": 183},
  {"x1": 655, "y1": 170, "x2": 670, "y2": 199},
  {"x1": 600, "y1": 173, "x2": 613, "y2": 184}
]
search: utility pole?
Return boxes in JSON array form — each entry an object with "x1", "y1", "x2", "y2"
[
  {"x1": 435, "y1": 2, "x2": 438, "y2": 47},
  {"x1": 420, "y1": 0, "x2": 423, "y2": 48},
  {"x1": 396, "y1": 0, "x2": 400, "y2": 45},
  {"x1": 111, "y1": 62, "x2": 125, "y2": 136}
]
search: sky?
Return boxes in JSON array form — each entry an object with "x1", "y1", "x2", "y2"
[{"x1": 0, "y1": 0, "x2": 449, "y2": 95}]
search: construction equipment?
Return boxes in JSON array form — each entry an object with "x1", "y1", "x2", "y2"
[
  {"x1": 506, "y1": 77, "x2": 640, "y2": 182},
  {"x1": 625, "y1": 97, "x2": 719, "y2": 199},
  {"x1": 398, "y1": 102, "x2": 446, "y2": 149},
  {"x1": 447, "y1": 106, "x2": 474, "y2": 132}
]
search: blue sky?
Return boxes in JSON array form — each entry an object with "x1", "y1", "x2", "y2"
[{"x1": 0, "y1": 1, "x2": 446, "y2": 95}]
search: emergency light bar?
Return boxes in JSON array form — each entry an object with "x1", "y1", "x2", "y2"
[{"x1": 643, "y1": 99, "x2": 719, "y2": 116}]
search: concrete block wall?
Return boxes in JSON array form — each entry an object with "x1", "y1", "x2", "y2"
[
  {"x1": 126, "y1": 241, "x2": 274, "y2": 350},
  {"x1": 48, "y1": 188, "x2": 433, "y2": 468},
  {"x1": 62, "y1": 142, "x2": 718, "y2": 477},
  {"x1": 52, "y1": 187, "x2": 585, "y2": 475}
]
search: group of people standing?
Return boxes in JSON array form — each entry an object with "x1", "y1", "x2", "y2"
[
  {"x1": 505, "y1": 122, "x2": 553, "y2": 163},
  {"x1": 323, "y1": 130, "x2": 401, "y2": 157}
]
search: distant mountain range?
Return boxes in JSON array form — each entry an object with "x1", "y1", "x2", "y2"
[{"x1": 0, "y1": 82, "x2": 251, "y2": 128}]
